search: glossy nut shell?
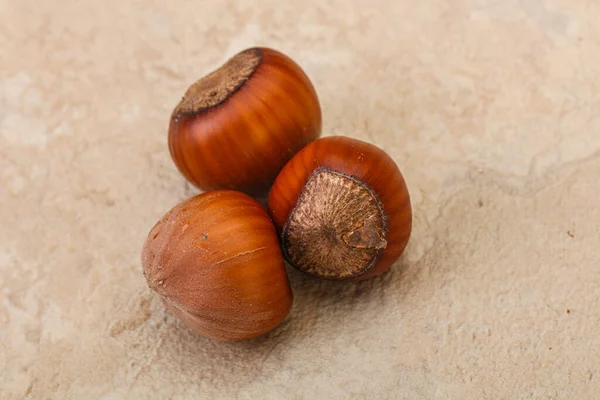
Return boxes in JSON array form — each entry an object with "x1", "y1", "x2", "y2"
[{"x1": 142, "y1": 191, "x2": 293, "y2": 340}]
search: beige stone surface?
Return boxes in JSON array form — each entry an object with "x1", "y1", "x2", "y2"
[{"x1": 2, "y1": 0, "x2": 600, "y2": 399}]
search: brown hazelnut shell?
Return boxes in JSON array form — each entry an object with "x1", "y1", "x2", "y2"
[
  {"x1": 169, "y1": 47, "x2": 322, "y2": 196},
  {"x1": 142, "y1": 191, "x2": 293, "y2": 340},
  {"x1": 267, "y1": 136, "x2": 412, "y2": 281}
]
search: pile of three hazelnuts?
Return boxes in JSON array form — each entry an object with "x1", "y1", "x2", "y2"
[{"x1": 142, "y1": 47, "x2": 412, "y2": 341}]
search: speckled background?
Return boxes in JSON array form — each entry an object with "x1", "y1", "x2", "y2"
[{"x1": 2, "y1": 1, "x2": 600, "y2": 399}]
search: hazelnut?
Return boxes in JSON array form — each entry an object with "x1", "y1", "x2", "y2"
[
  {"x1": 142, "y1": 191, "x2": 293, "y2": 340},
  {"x1": 169, "y1": 47, "x2": 322, "y2": 196},
  {"x1": 268, "y1": 136, "x2": 412, "y2": 281}
]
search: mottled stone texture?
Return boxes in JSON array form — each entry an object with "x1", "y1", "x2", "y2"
[{"x1": 1, "y1": 0, "x2": 600, "y2": 399}]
